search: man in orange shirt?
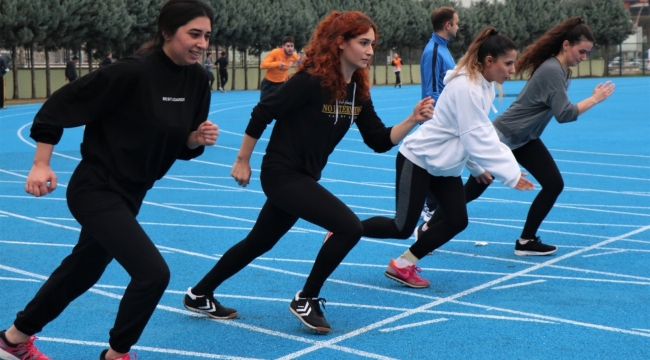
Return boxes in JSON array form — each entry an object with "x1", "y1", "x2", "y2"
[
  {"x1": 391, "y1": 53, "x2": 402, "y2": 88},
  {"x1": 260, "y1": 36, "x2": 299, "y2": 100}
]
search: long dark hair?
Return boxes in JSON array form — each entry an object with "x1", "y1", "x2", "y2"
[
  {"x1": 136, "y1": 0, "x2": 214, "y2": 54},
  {"x1": 516, "y1": 17, "x2": 594, "y2": 77}
]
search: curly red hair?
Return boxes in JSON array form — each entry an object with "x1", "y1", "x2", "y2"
[{"x1": 297, "y1": 11, "x2": 377, "y2": 102}]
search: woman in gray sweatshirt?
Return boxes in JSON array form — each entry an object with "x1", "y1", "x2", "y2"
[{"x1": 425, "y1": 17, "x2": 615, "y2": 256}]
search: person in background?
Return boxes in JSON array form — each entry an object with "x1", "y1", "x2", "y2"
[
  {"x1": 259, "y1": 36, "x2": 299, "y2": 100},
  {"x1": 419, "y1": 6, "x2": 460, "y2": 223},
  {"x1": 205, "y1": 52, "x2": 215, "y2": 89},
  {"x1": 65, "y1": 56, "x2": 79, "y2": 82},
  {"x1": 99, "y1": 52, "x2": 115, "y2": 67},
  {"x1": 216, "y1": 51, "x2": 228, "y2": 92},
  {"x1": 391, "y1": 52, "x2": 402, "y2": 88},
  {"x1": 0, "y1": 54, "x2": 8, "y2": 109},
  {"x1": 0, "y1": 1, "x2": 218, "y2": 359}
]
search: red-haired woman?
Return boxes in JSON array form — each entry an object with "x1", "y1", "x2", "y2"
[{"x1": 183, "y1": 10, "x2": 434, "y2": 333}]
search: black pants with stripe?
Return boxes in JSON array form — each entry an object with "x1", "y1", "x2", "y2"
[
  {"x1": 361, "y1": 153, "x2": 468, "y2": 259},
  {"x1": 193, "y1": 172, "x2": 363, "y2": 298},
  {"x1": 13, "y1": 162, "x2": 169, "y2": 353},
  {"x1": 428, "y1": 138, "x2": 564, "y2": 240}
]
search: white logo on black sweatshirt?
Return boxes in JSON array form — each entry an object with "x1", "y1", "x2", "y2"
[{"x1": 162, "y1": 97, "x2": 185, "y2": 102}]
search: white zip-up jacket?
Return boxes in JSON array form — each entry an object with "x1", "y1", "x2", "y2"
[{"x1": 399, "y1": 68, "x2": 521, "y2": 188}]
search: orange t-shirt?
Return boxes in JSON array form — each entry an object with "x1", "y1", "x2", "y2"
[
  {"x1": 260, "y1": 48, "x2": 300, "y2": 83},
  {"x1": 392, "y1": 57, "x2": 402, "y2": 72}
]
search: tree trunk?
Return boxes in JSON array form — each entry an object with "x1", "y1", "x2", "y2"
[
  {"x1": 257, "y1": 46, "x2": 262, "y2": 90},
  {"x1": 385, "y1": 50, "x2": 389, "y2": 85},
  {"x1": 11, "y1": 46, "x2": 19, "y2": 99},
  {"x1": 30, "y1": 44, "x2": 36, "y2": 99},
  {"x1": 372, "y1": 62, "x2": 376, "y2": 85},
  {"x1": 408, "y1": 47, "x2": 413, "y2": 84},
  {"x1": 231, "y1": 47, "x2": 236, "y2": 91},
  {"x1": 244, "y1": 50, "x2": 248, "y2": 90},
  {"x1": 86, "y1": 46, "x2": 93, "y2": 73},
  {"x1": 45, "y1": 50, "x2": 51, "y2": 97}
]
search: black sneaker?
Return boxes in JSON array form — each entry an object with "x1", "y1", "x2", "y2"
[
  {"x1": 514, "y1": 236, "x2": 557, "y2": 256},
  {"x1": 183, "y1": 287, "x2": 237, "y2": 319},
  {"x1": 289, "y1": 291, "x2": 330, "y2": 333}
]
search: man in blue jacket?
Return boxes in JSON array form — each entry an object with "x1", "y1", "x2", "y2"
[{"x1": 420, "y1": 6, "x2": 459, "y2": 222}]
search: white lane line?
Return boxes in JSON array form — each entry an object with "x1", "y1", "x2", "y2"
[
  {"x1": 0, "y1": 265, "x2": 395, "y2": 360},
  {"x1": 37, "y1": 336, "x2": 264, "y2": 360},
  {"x1": 2, "y1": 240, "x2": 648, "y2": 286},
  {"x1": 632, "y1": 328, "x2": 650, "y2": 333},
  {"x1": 492, "y1": 280, "x2": 547, "y2": 290},
  {"x1": 0, "y1": 240, "x2": 74, "y2": 247},
  {"x1": 276, "y1": 224, "x2": 650, "y2": 360},
  {"x1": 562, "y1": 171, "x2": 650, "y2": 182},
  {"x1": 549, "y1": 148, "x2": 650, "y2": 159},
  {"x1": 555, "y1": 159, "x2": 650, "y2": 169},
  {"x1": 378, "y1": 318, "x2": 449, "y2": 332},
  {"x1": 36, "y1": 217, "x2": 76, "y2": 221},
  {"x1": 0, "y1": 276, "x2": 41, "y2": 282},
  {"x1": 582, "y1": 249, "x2": 628, "y2": 258}
]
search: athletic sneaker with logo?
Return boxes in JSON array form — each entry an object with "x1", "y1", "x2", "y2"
[
  {"x1": 514, "y1": 236, "x2": 557, "y2": 256},
  {"x1": 384, "y1": 259, "x2": 430, "y2": 288},
  {"x1": 182, "y1": 287, "x2": 237, "y2": 319},
  {"x1": 289, "y1": 291, "x2": 330, "y2": 333},
  {"x1": 0, "y1": 330, "x2": 50, "y2": 360},
  {"x1": 99, "y1": 349, "x2": 137, "y2": 360}
]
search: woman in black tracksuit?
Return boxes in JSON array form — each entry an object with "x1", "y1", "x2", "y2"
[
  {"x1": 0, "y1": 1, "x2": 217, "y2": 359},
  {"x1": 183, "y1": 11, "x2": 434, "y2": 334}
]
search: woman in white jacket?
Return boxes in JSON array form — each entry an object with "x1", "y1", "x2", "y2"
[{"x1": 361, "y1": 28, "x2": 534, "y2": 288}]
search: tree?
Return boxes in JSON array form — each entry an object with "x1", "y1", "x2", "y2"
[
  {"x1": 504, "y1": 0, "x2": 566, "y2": 49},
  {"x1": 114, "y1": 0, "x2": 165, "y2": 56},
  {"x1": 400, "y1": 0, "x2": 430, "y2": 84},
  {"x1": 0, "y1": 0, "x2": 34, "y2": 99}
]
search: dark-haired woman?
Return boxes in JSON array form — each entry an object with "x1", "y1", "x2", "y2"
[
  {"x1": 361, "y1": 28, "x2": 534, "y2": 289},
  {"x1": 423, "y1": 17, "x2": 615, "y2": 257},
  {"x1": 184, "y1": 11, "x2": 434, "y2": 334},
  {"x1": 0, "y1": 1, "x2": 217, "y2": 359}
]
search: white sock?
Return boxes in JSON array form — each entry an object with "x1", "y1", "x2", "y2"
[
  {"x1": 395, "y1": 257, "x2": 414, "y2": 268},
  {"x1": 518, "y1": 238, "x2": 529, "y2": 245},
  {"x1": 422, "y1": 223, "x2": 429, "y2": 232}
]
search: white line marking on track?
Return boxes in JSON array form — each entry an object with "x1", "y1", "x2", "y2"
[
  {"x1": 0, "y1": 276, "x2": 41, "y2": 282},
  {"x1": 276, "y1": 224, "x2": 650, "y2": 360},
  {"x1": 632, "y1": 328, "x2": 650, "y2": 333},
  {"x1": 582, "y1": 249, "x2": 627, "y2": 258},
  {"x1": 491, "y1": 280, "x2": 547, "y2": 290},
  {"x1": 549, "y1": 148, "x2": 650, "y2": 158},
  {"x1": 378, "y1": 318, "x2": 449, "y2": 332},
  {"x1": 36, "y1": 336, "x2": 265, "y2": 359}
]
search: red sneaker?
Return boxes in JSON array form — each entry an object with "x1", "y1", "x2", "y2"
[
  {"x1": 384, "y1": 259, "x2": 430, "y2": 288},
  {"x1": 100, "y1": 349, "x2": 138, "y2": 359},
  {"x1": 0, "y1": 331, "x2": 50, "y2": 360}
]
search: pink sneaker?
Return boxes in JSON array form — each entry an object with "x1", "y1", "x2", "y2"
[
  {"x1": 100, "y1": 349, "x2": 138, "y2": 359},
  {"x1": 384, "y1": 259, "x2": 430, "y2": 288},
  {"x1": 99, "y1": 349, "x2": 138, "y2": 360},
  {"x1": 0, "y1": 331, "x2": 50, "y2": 360}
]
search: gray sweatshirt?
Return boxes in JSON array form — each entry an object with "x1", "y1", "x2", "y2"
[{"x1": 493, "y1": 57, "x2": 579, "y2": 148}]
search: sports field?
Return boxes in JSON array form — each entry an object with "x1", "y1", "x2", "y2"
[{"x1": 1, "y1": 77, "x2": 649, "y2": 359}]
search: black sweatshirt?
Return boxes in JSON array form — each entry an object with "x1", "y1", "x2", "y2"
[
  {"x1": 246, "y1": 71, "x2": 395, "y2": 186},
  {"x1": 30, "y1": 48, "x2": 210, "y2": 191}
]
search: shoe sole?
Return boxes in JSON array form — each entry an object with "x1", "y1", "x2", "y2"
[
  {"x1": 514, "y1": 249, "x2": 557, "y2": 256},
  {"x1": 0, "y1": 347, "x2": 24, "y2": 360},
  {"x1": 384, "y1": 271, "x2": 429, "y2": 288},
  {"x1": 183, "y1": 298, "x2": 238, "y2": 319},
  {"x1": 288, "y1": 306, "x2": 331, "y2": 334}
]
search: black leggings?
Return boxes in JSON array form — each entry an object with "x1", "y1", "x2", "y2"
[
  {"x1": 361, "y1": 153, "x2": 468, "y2": 259},
  {"x1": 193, "y1": 173, "x2": 363, "y2": 298},
  {"x1": 429, "y1": 138, "x2": 564, "y2": 239},
  {"x1": 13, "y1": 162, "x2": 169, "y2": 353},
  {"x1": 219, "y1": 69, "x2": 228, "y2": 89}
]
